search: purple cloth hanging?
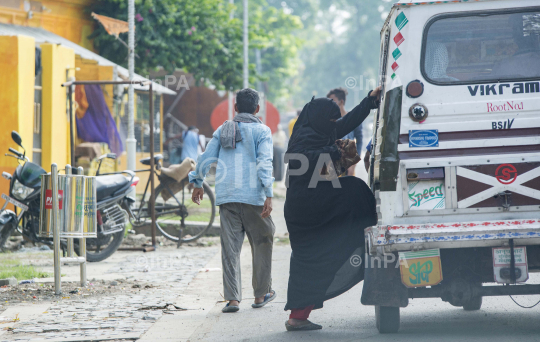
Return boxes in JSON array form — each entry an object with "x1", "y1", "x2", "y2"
[{"x1": 76, "y1": 84, "x2": 123, "y2": 155}]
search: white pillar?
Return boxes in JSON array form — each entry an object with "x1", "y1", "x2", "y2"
[
  {"x1": 126, "y1": 0, "x2": 136, "y2": 191},
  {"x1": 243, "y1": 0, "x2": 248, "y2": 89}
]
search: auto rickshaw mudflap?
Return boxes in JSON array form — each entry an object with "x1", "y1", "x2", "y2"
[
  {"x1": 361, "y1": 253, "x2": 409, "y2": 307},
  {"x1": 378, "y1": 87, "x2": 402, "y2": 192}
]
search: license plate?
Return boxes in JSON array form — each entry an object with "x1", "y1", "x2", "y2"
[
  {"x1": 1, "y1": 194, "x2": 28, "y2": 211},
  {"x1": 399, "y1": 249, "x2": 443, "y2": 288},
  {"x1": 493, "y1": 246, "x2": 529, "y2": 283}
]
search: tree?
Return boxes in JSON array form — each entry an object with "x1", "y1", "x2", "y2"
[
  {"x1": 243, "y1": 0, "x2": 304, "y2": 104},
  {"x1": 90, "y1": 0, "x2": 244, "y2": 90},
  {"x1": 90, "y1": 0, "x2": 304, "y2": 105},
  {"x1": 266, "y1": 0, "x2": 393, "y2": 110}
]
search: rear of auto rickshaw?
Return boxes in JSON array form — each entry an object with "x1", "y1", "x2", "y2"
[{"x1": 363, "y1": 0, "x2": 540, "y2": 333}]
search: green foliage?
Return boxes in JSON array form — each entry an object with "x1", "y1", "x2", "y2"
[
  {"x1": 90, "y1": 0, "x2": 244, "y2": 89},
  {"x1": 268, "y1": 0, "x2": 393, "y2": 110},
  {"x1": 90, "y1": 0, "x2": 304, "y2": 103},
  {"x1": 242, "y1": 0, "x2": 304, "y2": 104}
]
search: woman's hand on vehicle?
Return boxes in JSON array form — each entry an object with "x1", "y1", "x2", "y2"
[
  {"x1": 364, "y1": 150, "x2": 371, "y2": 172},
  {"x1": 192, "y1": 187, "x2": 204, "y2": 205},
  {"x1": 370, "y1": 86, "x2": 382, "y2": 101}
]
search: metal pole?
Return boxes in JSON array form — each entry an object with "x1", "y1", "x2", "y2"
[
  {"x1": 68, "y1": 86, "x2": 75, "y2": 167},
  {"x1": 148, "y1": 83, "x2": 156, "y2": 247},
  {"x1": 126, "y1": 0, "x2": 136, "y2": 194},
  {"x1": 65, "y1": 165, "x2": 74, "y2": 258},
  {"x1": 62, "y1": 80, "x2": 148, "y2": 86},
  {"x1": 51, "y1": 164, "x2": 61, "y2": 295},
  {"x1": 228, "y1": 91, "x2": 234, "y2": 120},
  {"x1": 255, "y1": 49, "x2": 262, "y2": 90},
  {"x1": 78, "y1": 166, "x2": 87, "y2": 286},
  {"x1": 229, "y1": 0, "x2": 235, "y2": 120},
  {"x1": 243, "y1": 0, "x2": 248, "y2": 89}
]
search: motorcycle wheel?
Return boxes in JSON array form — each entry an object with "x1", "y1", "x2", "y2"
[
  {"x1": 82, "y1": 230, "x2": 124, "y2": 263},
  {"x1": 0, "y1": 223, "x2": 15, "y2": 251}
]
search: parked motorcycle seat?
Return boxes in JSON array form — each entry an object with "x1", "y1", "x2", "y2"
[
  {"x1": 140, "y1": 154, "x2": 163, "y2": 166},
  {"x1": 95, "y1": 175, "x2": 130, "y2": 200}
]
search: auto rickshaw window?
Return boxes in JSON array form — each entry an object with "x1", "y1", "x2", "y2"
[{"x1": 422, "y1": 10, "x2": 540, "y2": 85}]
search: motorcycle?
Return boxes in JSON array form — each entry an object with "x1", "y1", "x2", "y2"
[{"x1": 0, "y1": 131, "x2": 137, "y2": 262}]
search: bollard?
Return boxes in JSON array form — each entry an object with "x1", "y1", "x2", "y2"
[
  {"x1": 65, "y1": 165, "x2": 74, "y2": 258},
  {"x1": 78, "y1": 166, "x2": 87, "y2": 287},
  {"x1": 51, "y1": 164, "x2": 61, "y2": 295}
]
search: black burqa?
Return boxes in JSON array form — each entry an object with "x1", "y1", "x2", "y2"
[{"x1": 284, "y1": 95, "x2": 378, "y2": 311}]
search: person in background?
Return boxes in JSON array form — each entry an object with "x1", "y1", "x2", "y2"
[
  {"x1": 273, "y1": 124, "x2": 288, "y2": 182},
  {"x1": 273, "y1": 124, "x2": 287, "y2": 149},
  {"x1": 166, "y1": 126, "x2": 204, "y2": 165},
  {"x1": 189, "y1": 88, "x2": 276, "y2": 313},
  {"x1": 327, "y1": 88, "x2": 363, "y2": 176},
  {"x1": 288, "y1": 109, "x2": 301, "y2": 137},
  {"x1": 180, "y1": 126, "x2": 201, "y2": 162}
]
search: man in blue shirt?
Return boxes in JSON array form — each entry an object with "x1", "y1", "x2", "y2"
[
  {"x1": 327, "y1": 87, "x2": 363, "y2": 176},
  {"x1": 180, "y1": 126, "x2": 200, "y2": 162},
  {"x1": 189, "y1": 88, "x2": 276, "y2": 313}
]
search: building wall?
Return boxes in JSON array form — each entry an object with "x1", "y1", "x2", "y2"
[
  {"x1": 0, "y1": 34, "x2": 35, "y2": 202},
  {"x1": 0, "y1": 0, "x2": 94, "y2": 50},
  {"x1": 41, "y1": 42, "x2": 75, "y2": 171}
]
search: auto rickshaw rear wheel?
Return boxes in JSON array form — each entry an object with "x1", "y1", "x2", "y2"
[
  {"x1": 375, "y1": 306, "x2": 400, "y2": 333},
  {"x1": 462, "y1": 296, "x2": 482, "y2": 311}
]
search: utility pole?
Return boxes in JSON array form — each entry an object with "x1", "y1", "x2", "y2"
[
  {"x1": 243, "y1": 0, "x2": 248, "y2": 89},
  {"x1": 126, "y1": 0, "x2": 136, "y2": 189},
  {"x1": 228, "y1": 0, "x2": 235, "y2": 120},
  {"x1": 255, "y1": 49, "x2": 265, "y2": 124}
]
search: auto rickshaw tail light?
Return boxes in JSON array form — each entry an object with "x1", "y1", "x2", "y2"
[{"x1": 406, "y1": 80, "x2": 424, "y2": 98}]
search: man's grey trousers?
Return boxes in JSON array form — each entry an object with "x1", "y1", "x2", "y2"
[{"x1": 219, "y1": 202, "x2": 275, "y2": 302}]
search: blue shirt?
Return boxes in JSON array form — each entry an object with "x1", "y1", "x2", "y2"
[
  {"x1": 341, "y1": 123, "x2": 363, "y2": 156},
  {"x1": 188, "y1": 120, "x2": 274, "y2": 206},
  {"x1": 181, "y1": 130, "x2": 199, "y2": 162},
  {"x1": 366, "y1": 139, "x2": 372, "y2": 153}
]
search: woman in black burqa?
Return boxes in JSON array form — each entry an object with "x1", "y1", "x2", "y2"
[{"x1": 284, "y1": 88, "x2": 381, "y2": 331}]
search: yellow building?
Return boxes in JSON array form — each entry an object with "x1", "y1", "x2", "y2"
[{"x1": 0, "y1": 1, "x2": 175, "y2": 198}]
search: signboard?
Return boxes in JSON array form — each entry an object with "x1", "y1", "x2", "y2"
[
  {"x1": 44, "y1": 189, "x2": 63, "y2": 210},
  {"x1": 399, "y1": 249, "x2": 443, "y2": 288},
  {"x1": 408, "y1": 180, "x2": 445, "y2": 210},
  {"x1": 409, "y1": 130, "x2": 439, "y2": 148},
  {"x1": 492, "y1": 246, "x2": 528, "y2": 283}
]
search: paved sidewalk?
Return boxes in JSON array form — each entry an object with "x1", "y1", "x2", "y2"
[{"x1": 0, "y1": 245, "x2": 219, "y2": 342}]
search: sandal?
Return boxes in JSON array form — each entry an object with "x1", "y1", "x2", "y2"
[
  {"x1": 222, "y1": 302, "x2": 240, "y2": 313},
  {"x1": 251, "y1": 291, "x2": 277, "y2": 308},
  {"x1": 285, "y1": 320, "x2": 323, "y2": 331}
]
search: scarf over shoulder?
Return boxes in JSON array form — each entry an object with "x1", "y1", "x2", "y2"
[{"x1": 220, "y1": 113, "x2": 262, "y2": 149}]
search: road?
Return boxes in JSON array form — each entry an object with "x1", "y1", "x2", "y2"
[{"x1": 180, "y1": 195, "x2": 540, "y2": 342}]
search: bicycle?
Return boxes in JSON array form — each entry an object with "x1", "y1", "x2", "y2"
[{"x1": 125, "y1": 154, "x2": 216, "y2": 245}]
